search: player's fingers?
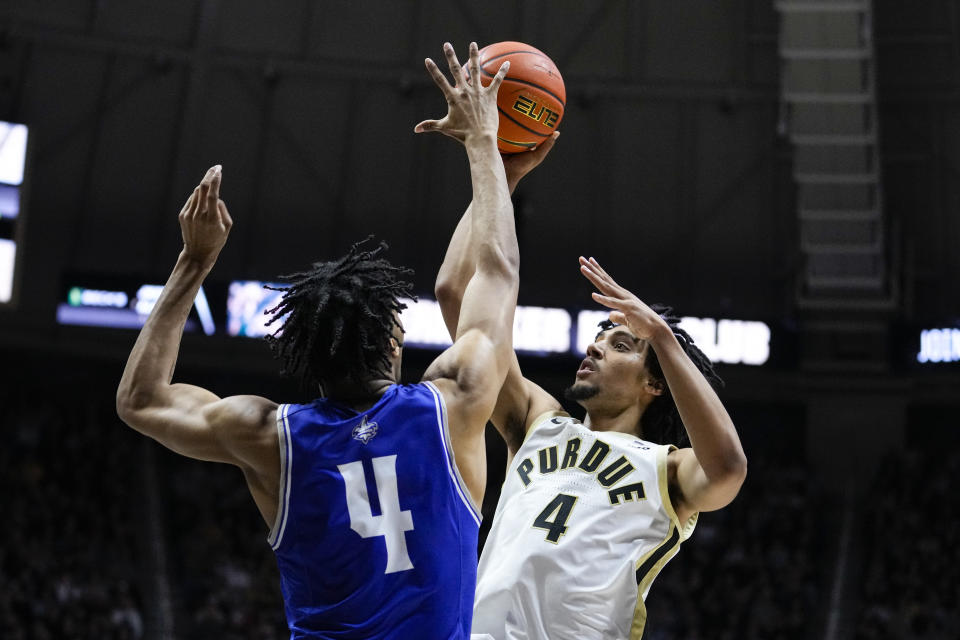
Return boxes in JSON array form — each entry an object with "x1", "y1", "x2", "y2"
[
  {"x1": 197, "y1": 165, "x2": 216, "y2": 212},
  {"x1": 587, "y1": 257, "x2": 621, "y2": 288},
  {"x1": 414, "y1": 118, "x2": 444, "y2": 133},
  {"x1": 581, "y1": 267, "x2": 625, "y2": 302},
  {"x1": 609, "y1": 311, "x2": 628, "y2": 326},
  {"x1": 187, "y1": 186, "x2": 202, "y2": 217},
  {"x1": 217, "y1": 199, "x2": 233, "y2": 229},
  {"x1": 582, "y1": 273, "x2": 616, "y2": 299},
  {"x1": 179, "y1": 190, "x2": 196, "y2": 218},
  {"x1": 591, "y1": 291, "x2": 620, "y2": 309},
  {"x1": 488, "y1": 60, "x2": 510, "y2": 93},
  {"x1": 532, "y1": 131, "x2": 560, "y2": 157},
  {"x1": 467, "y1": 42, "x2": 481, "y2": 87},
  {"x1": 443, "y1": 42, "x2": 465, "y2": 87},
  {"x1": 579, "y1": 259, "x2": 613, "y2": 288},
  {"x1": 424, "y1": 58, "x2": 454, "y2": 99},
  {"x1": 205, "y1": 165, "x2": 222, "y2": 214}
]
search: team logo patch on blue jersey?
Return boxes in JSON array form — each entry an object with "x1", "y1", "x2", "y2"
[{"x1": 352, "y1": 416, "x2": 379, "y2": 444}]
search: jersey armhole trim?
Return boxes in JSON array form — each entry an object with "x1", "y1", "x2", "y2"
[
  {"x1": 267, "y1": 403, "x2": 292, "y2": 550},
  {"x1": 657, "y1": 444, "x2": 698, "y2": 541},
  {"x1": 522, "y1": 410, "x2": 570, "y2": 444},
  {"x1": 630, "y1": 522, "x2": 682, "y2": 640},
  {"x1": 423, "y1": 381, "x2": 482, "y2": 526}
]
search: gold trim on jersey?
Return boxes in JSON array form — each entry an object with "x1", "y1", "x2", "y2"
[
  {"x1": 657, "y1": 444, "x2": 698, "y2": 541},
  {"x1": 522, "y1": 410, "x2": 570, "y2": 444},
  {"x1": 626, "y1": 444, "x2": 699, "y2": 638},
  {"x1": 629, "y1": 522, "x2": 682, "y2": 640}
]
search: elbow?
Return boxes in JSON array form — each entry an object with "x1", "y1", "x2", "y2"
[
  {"x1": 434, "y1": 276, "x2": 461, "y2": 308},
  {"x1": 115, "y1": 383, "x2": 152, "y2": 427},
  {"x1": 115, "y1": 387, "x2": 137, "y2": 425},
  {"x1": 721, "y1": 449, "x2": 748, "y2": 493}
]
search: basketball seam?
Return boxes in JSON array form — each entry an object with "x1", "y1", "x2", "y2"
[
  {"x1": 480, "y1": 65, "x2": 566, "y2": 107},
  {"x1": 497, "y1": 135, "x2": 538, "y2": 150},
  {"x1": 496, "y1": 106, "x2": 552, "y2": 139}
]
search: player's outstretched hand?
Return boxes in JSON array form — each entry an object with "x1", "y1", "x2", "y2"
[
  {"x1": 179, "y1": 165, "x2": 233, "y2": 267},
  {"x1": 503, "y1": 131, "x2": 559, "y2": 193},
  {"x1": 579, "y1": 256, "x2": 671, "y2": 343},
  {"x1": 414, "y1": 41, "x2": 508, "y2": 144}
]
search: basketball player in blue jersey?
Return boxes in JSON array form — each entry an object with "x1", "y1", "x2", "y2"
[
  {"x1": 117, "y1": 42, "x2": 518, "y2": 639},
  {"x1": 436, "y1": 160, "x2": 748, "y2": 638}
]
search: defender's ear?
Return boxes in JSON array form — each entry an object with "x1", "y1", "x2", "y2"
[{"x1": 389, "y1": 337, "x2": 401, "y2": 358}]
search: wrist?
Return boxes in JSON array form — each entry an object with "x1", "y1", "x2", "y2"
[
  {"x1": 179, "y1": 247, "x2": 218, "y2": 272},
  {"x1": 464, "y1": 131, "x2": 499, "y2": 153},
  {"x1": 647, "y1": 321, "x2": 677, "y2": 350}
]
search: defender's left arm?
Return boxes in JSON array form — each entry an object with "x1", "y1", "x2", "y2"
[
  {"x1": 116, "y1": 167, "x2": 278, "y2": 475},
  {"x1": 579, "y1": 257, "x2": 747, "y2": 521}
]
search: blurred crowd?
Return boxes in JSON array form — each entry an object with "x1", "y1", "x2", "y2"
[
  {"x1": 644, "y1": 457, "x2": 825, "y2": 640},
  {"x1": 854, "y1": 448, "x2": 960, "y2": 639},
  {"x1": 4, "y1": 379, "x2": 954, "y2": 640},
  {"x1": 0, "y1": 389, "x2": 145, "y2": 640},
  {"x1": 160, "y1": 452, "x2": 287, "y2": 639}
]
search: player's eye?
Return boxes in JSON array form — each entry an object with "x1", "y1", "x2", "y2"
[{"x1": 614, "y1": 342, "x2": 629, "y2": 352}]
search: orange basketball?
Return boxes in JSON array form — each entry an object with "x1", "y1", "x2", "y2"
[{"x1": 477, "y1": 41, "x2": 566, "y2": 154}]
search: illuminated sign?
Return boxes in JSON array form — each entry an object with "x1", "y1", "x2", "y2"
[
  {"x1": 226, "y1": 281, "x2": 284, "y2": 337},
  {"x1": 226, "y1": 283, "x2": 573, "y2": 353},
  {"x1": 576, "y1": 310, "x2": 770, "y2": 366},
  {"x1": 67, "y1": 287, "x2": 128, "y2": 308},
  {"x1": 56, "y1": 274, "x2": 774, "y2": 367},
  {"x1": 917, "y1": 328, "x2": 960, "y2": 364},
  {"x1": 678, "y1": 317, "x2": 770, "y2": 366},
  {"x1": 0, "y1": 239, "x2": 14, "y2": 303},
  {"x1": 0, "y1": 121, "x2": 27, "y2": 307},
  {"x1": 399, "y1": 298, "x2": 451, "y2": 348},
  {"x1": 57, "y1": 284, "x2": 215, "y2": 335},
  {"x1": 399, "y1": 300, "x2": 571, "y2": 354},
  {"x1": 0, "y1": 122, "x2": 28, "y2": 186}
]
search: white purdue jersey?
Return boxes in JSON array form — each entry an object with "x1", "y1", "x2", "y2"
[{"x1": 472, "y1": 412, "x2": 698, "y2": 640}]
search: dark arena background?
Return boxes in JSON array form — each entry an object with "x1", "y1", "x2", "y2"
[{"x1": 1, "y1": 1, "x2": 959, "y2": 638}]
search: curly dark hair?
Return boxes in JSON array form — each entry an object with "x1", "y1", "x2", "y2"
[
  {"x1": 598, "y1": 305, "x2": 723, "y2": 447},
  {"x1": 264, "y1": 237, "x2": 415, "y2": 393}
]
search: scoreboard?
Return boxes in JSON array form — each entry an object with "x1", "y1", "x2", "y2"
[{"x1": 0, "y1": 121, "x2": 29, "y2": 307}]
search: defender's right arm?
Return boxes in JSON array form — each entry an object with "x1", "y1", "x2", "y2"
[
  {"x1": 434, "y1": 134, "x2": 562, "y2": 455},
  {"x1": 415, "y1": 42, "x2": 520, "y2": 506}
]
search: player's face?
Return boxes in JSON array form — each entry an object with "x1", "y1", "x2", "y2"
[{"x1": 568, "y1": 326, "x2": 657, "y2": 408}]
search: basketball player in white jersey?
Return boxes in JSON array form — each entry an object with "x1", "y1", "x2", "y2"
[{"x1": 434, "y1": 151, "x2": 748, "y2": 639}]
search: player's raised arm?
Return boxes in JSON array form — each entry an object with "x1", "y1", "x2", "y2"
[
  {"x1": 434, "y1": 133, "x2": 559, "y2": 338},
  {"x1": 115, "y1": 168, "x2": 278, "y2": 498},
  {"x1": 416, "y1": 41, "x2": 515, "y2": 403},
  {"x1": 579, "y1": 256, "x2": 747, "y2": 520},
  {"x1": 432, "y1": 134, "x2": 561, "y2": 453},
  {"x1": 414, "y1": 42, "x2": 521, "y2": 501}
]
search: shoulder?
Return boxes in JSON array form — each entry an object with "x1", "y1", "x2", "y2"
[
  {"x1": 422, "y1": 330, "x2": 496, "y2": 391},
  {"x1": 206, "y1": 395, "x2": 280, "y2": 442},
  {"x1": 493, "y1": 376, "x2": 564, "y2": 453}
]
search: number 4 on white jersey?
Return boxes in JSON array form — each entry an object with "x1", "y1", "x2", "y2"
[{"x1": 337, "y1": 455, "x2": 414, "y2": 574}]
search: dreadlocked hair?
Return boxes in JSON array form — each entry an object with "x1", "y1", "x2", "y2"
[
  {"x1": 598, "y1": 304, "x2": 723, "y2": 447},
  {"x1": 264, "y1": 237, "x2": 415, "y2": 394}
]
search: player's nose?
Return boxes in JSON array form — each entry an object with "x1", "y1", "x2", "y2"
[{"x1": 586, "y1": 342, "x2": 603, "y2": 359}]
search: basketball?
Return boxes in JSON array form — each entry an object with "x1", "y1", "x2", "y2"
[{"x1": 477, "y1": 41, "x2": 566, "y2": 154}]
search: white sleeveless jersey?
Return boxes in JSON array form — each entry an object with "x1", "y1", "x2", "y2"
[{"x1": 472, "y1": 412, "x2": 698, "y2": 640}]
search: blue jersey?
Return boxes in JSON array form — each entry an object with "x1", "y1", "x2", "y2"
[{"x1": 268, "y1": 382, "x2": 481, "y2": 639}]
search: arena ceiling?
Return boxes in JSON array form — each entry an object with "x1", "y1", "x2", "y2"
[{"x1": 0, "y1": 0, "x2": 958, "y2": 367}]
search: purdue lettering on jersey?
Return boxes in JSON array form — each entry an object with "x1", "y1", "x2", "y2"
[
  {"x1": 473, "y1": 412, "x2": 698, "y2": 640},
  {"x1": 515, "y1": 435, "x2": 646, "y2": 506}
]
